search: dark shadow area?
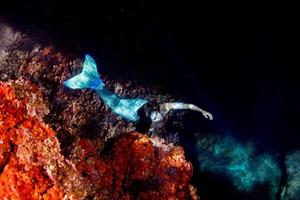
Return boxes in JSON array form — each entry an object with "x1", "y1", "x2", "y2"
[
  {"x1": 179, "y1": 111, "x2": 281, "y2": 200},
  {"x1": 192, "y1": 171, "x2": 242, "y2": 200}
]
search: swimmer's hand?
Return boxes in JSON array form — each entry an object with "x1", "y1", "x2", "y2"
[{"x1": 201, "y1": 110, "x2": 213, "y2": 120}]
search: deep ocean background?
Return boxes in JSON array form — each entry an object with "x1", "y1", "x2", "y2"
[{"x1": 1, "y1": 2, "x2": 291, "y2": 200}]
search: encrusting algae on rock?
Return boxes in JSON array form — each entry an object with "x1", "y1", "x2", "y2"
[
  {"x1": 0, "y1": 79, "x2": 63, "y2": 199},
  {"x1": 0, "y1": 78, "x2": 199, "y2": 199},
  {"x1": 71, "y1": 132, "x2": 196, "y2": 199},
  {"x1": 0, "y1": 79, "x2": 89, "y2": 199}
]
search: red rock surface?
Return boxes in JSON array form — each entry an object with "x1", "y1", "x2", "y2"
[
  {"x1": 71, "y1": 132, "x2": 196, "y2": 199},
  {"x1": 0, "y1": 80, "x2": 65, "y2": 199},
  {"x1": 0, "y1": 79, "x2": 199, "y2": 199}
]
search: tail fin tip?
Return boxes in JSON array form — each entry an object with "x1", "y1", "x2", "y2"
[{"x1": 63, "y1": 54, "x2": 104, "y2": 90}]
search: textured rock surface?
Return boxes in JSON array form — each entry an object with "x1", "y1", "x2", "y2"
[
  {"x1": 0, "y1": 23, "x2": 198, "y2": 199},
  {"x1": 71, "y1": 132, "x2": 197, "y2": 199},
  {"x1": 281, "y1": 151, "x2": 300, "y2": 200},
  {"x1": 0, "y1": 24, "x2": 176, "y2": 155},
  {"x1": 0, "y1": 80, "x2": 71, "y2": 199},
  {"x1": 0, "y1": 79, "x2": 198, "y2": 199}
]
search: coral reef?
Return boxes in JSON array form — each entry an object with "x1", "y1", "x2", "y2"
[{"x1": 0, "y1": 79, "x2": 197, "y2": 199}]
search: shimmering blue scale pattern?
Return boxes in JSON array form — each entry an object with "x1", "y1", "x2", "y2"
[
  {"x1": 63, "y1": 54, "x2": 148, "y2": 122},
  {"x1": 96, "y1": 88, "x2": 148, "y2": 122}
]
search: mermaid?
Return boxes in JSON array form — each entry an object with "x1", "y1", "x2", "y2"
[{"x1": 63, "y1": 54, "x2": 213, "y2": 132}]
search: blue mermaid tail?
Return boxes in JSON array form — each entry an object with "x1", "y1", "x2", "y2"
[
  {"x1": 63, "y1": 54, "x2": 148, "y2": 122},
  {"x1": 64, "y1": 55, "x2": 104, "y2": 90}
]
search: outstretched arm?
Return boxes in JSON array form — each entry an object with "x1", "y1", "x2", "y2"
[{"x1": 159, "y1": 102, "x2": 213, "y2": 120}]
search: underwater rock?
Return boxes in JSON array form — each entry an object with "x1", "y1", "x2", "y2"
[
  {"x1": 0, "y1": 80, "x2": 62, "y2": 198},
  {"x1": 71, "y1": 132, "x2": 197, "y2": 199},
  {"x1": 0, "y1": 33, "x2": 173, "y2": 154},
  {"x1": 0, "y1": 24, "x2": 174, "y2": 154},
  {"x1": 0, "y1": 23, "x2": 20, "y2": 63},
  {"x1": 194, "y1": 133, "x2": 281, "y2": 200},
  {"x1": 0, "y1": 23, "x2": 201, "y2": 199},
  {"x1": 0, "y1": 23, "x2": 36, "y2": 81},
  {"x1": 281, "y1": 150, "x2": 300, "y2": 200},
  {"x1": 0, "y1": 79, "x2": 198, "y2": 199},
  {"x1": 0, "y1": 80, "x2": 90, "y2": 199}
]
